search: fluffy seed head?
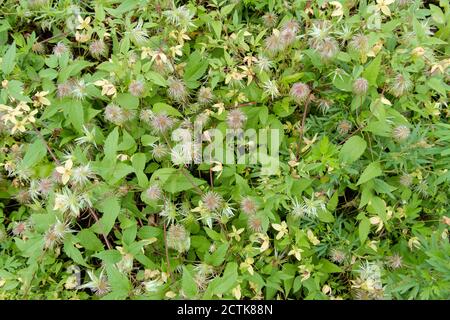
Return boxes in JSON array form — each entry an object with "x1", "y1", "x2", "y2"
[
  {"x1": 151, "y1": 143, "x2": 169, "y2": 160},
  {"x1": 390, "y1": 74, "x2": 412, "y2": 97},
  {"x1": 57, "y1": 82, "x2": 72, "y2": 99},
  {"x1": 139, "y1": 108, "x2": 154, "y2": 124},
  {"x1": 150, "y1": 113, "x2": 174, "y2": 134},
  {"x1": 202, "y1": 191, "x2": 223, "y2": 212},
  {"x1": 386, "y1": 253, "x2": 403, "y2": 269},
  {"x1": 262, "y1": 12, "x2": 278, "y2": 27},
  {"x1": 264, "y1": 30, "x2": 284, "y2": 55},
  {"x1": 226, "y1": 109, "x2": 247, "y2": 130},
  {"x1": 167, "y1": 77, "x2": 188, "y2": 103},
  {"x1": 197, "y1": 87, "x2": 214, "y2": 105},
  {"x1": 349, "y1": 34, "x2": 369, "y2": 54},
  {"x1": 315, "y1": 37, "x2": 339, "y2": 61},
  {"x1": 290, "y1": 82, "x2": 310, "y2": 103},
  {"x1": 89, "y1": 39, "x2": 107, "y2": 58},
  {"x1": 37, "y1": 178, "x2": 54, "y2": 196},
  {"x1": 104, "y1": 104, "x2": 126, "y2": 125},
  {"x1": 128, "y1": 80, "x2": 145, "y2": 97},
  {"x1": 166, "y1": 224, "x2": 190, "y2": 253},
  {"x1": 392, "y1": 125, "x2": 410, "y2": 142},
  {"x1": 337, "y1": 120, "x2": 352, "y2": 135},
  {"x1": 352, "y1": 77, "x2": 369, "y2": 95},
  {"x1": 145, "y1": 185, "x2": 162, "y2": 201},
  {"x1": 329, "y1": 248, "x2": 346, "y2": 264},
  {"x1": 53, "y1": 42, "x2": 68, "y2": 57},
  {"x1": 240, "y1": 197, "x2": 258, "y2": 215},
  {"x1": 32, "y1": 42, "x2": 46, "y2": 54},
  {"x1": 247, "y1": 214, "x2": 263, "y2": 233},
  {"x1": 72, "y1": 164, "x2": 94, "y2": 186},
  {"x1": 399, "y1": 174, "x2": 413, "y2": 187}
]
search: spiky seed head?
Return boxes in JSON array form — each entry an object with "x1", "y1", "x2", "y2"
[
  {"x1": 329, "y1": 248, "x2": 346, "y2": 264},
  {"x1": 15, "y1": 189, "x2": 31, "y2": 204},
  {"x1": 167, "y1": 77, "x2": 188, "y2": 103},
  {"x1": 290, "y1": 82, "x2": 310, "y2": 103},
  {"x1": 197, "y1": 87, "x2": 214, "y2": 104},
  {"x1": 145, "y1": 185, "x2": 162, "y2": 201},
  {"x1": 89, "y1": 39, "x2": 107, "y2": 58},
  {"x1": 262, "y1": 12, "x2": 278, "y2": 27},
  {"x1": 392, "y1": 125, "x2": 410, "y2": 142},
  {"x1": 247, "y1": 214, "x2": 263, "y2": 233},
  {"x1": 150, "y1": 113, "x2": 174, "y2": 134},
  {"x1": 390, "y1": 74, "x2": 412, "y2": 97},
  {"x1": 57, "y1": 82, "x2": 72, "y2": 99},
  {"x1": 240, "y1": 197, "x2": 258, "y2": 215},
  {"x1": 386, "y1": 253, "x2": 403, "y2": 269},
  {"x1": 226, "y1": 109, "x2": 247, "y2": 130},
  {"x1": 128, "y1": 80, "x2": 145, "y2": 97},
  {"x1": 349, "y1": 34, "x2": 369, "y2": 54},
  {"x1": 202, "y1": 191, "x2": 223, "y2": 212},
  {"x1": 352, "y1": 77, "x2": 369, "y2": 95},
  {"x1": 32, "y1": 42, "x2": 45, "y2": 54},
  {"x1": 53, "y1": 42, "x2": 68, "y2": 57},
  {"x1": 399, "y1": 174, "x2": 413, "y2": 187},
  {"x1": 139, "y1": 109, "x2": 154, "y2": 124},
  {"x1": 151, "y1": 143, "x2": 169, "y2": 160},
  {"x1": 104, "y1": 104, "x2": 126, "y2": 125},
  {"x1": 337, "y1": 120, "x2": 352, "y2": 135},
  {"x1": 166, "y1": 224, "x2": 190, "y2": 253}
]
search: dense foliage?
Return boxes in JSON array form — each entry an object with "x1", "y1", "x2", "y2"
[{"x1": 0, "y1": 0, "x2": 449, "y2": 300}]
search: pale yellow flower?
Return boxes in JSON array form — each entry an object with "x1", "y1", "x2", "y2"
[
  {"x1": 288, "y1": 245, "x2": 303, "y2": 261},
  {"x1": 76, "y1": 16, "x2": 91, "y2": 30},
  {"x1": 212, "y1": 102, "x2": 225, "y2": 115},
  {"x1": 229, "y1": 225, "x2": 245, "y2": 242},
  {"x1": 240, "y1": 257, "x2": 254, "y2": 275},
  {"x1": 307, "y1": 229, "x2": 320, "y2": 245},
  {"x1": 232, "y1": 285, "x2": 241, "y2": 299},
  {"x1": 94, "y1": 79, "x2": 117, "y2": 97},
  {"x1": 11, "y1": 118, "x2": 26, "y2": 134},
  {"x1": 272, "y1": 221, "x2": 288, "y2": 240},
  {"x1": 370, "y1": 216, "x2": 384, "y2": 233},
  {"x1": 169, "y1": 45, "x2": 183, "y2": 58},
  {"x1": 75, "y1": 31, "x2": 90, "y2": 43},
  {"x1": 33, "y1": 91, "x2": 51, "y2": 107},
  {"x1": 330, "y1": 1, "x2": 344, "y2": 18},
  {"x1": 56, "y1": 159, "x2": 73, "y2": 185},
  {"x1": 375, "y1": 0, "x2": 394, "y2": 16}
]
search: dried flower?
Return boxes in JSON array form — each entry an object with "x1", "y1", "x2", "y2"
[
  {"x1": 290, "y1": 82, "x2": 310, "y2": 103},
  {"x1": 166, "y1": 224, "x2": 190, "y2": 253},
  {"x1": 201, "y1": 191, "x2": 223, "y2": 212},
  {"x1": 226, "y1": 109, "x2": 247, "y2": 130}
]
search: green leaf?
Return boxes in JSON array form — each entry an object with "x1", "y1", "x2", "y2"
[
  {"x1": 66, "y1": 100, "x2": 84, "y2": 133},
  {"x1": 359, "y1": 216, "x2": 370, "y2": 244},
  {"x1": 2, "y1": 42, "x2": 16, "y2": 75},
  {"x1": 77, "y1": 229, "x2": 104, "y2": 251},
  {"x1": 105, "y1": 264, "x2": 131, "y2": 299},
  {"x1": 162, "y1": 170, "x2": 206, "y2": 193},
  {"x1": 21, "y1": 139, "x2": 47, "y2": 168},
  {"x1": 212, "y1": 262, "x2": 238, "y2": 296},
  {"x1": 103, "y1": 127, "x2": 119, "y2": 163},
  {"x1": 317, "y1": 209, "x2": 335, "y2": 223},
  {"x1": 131, "y1": 153, "x2": 148, "y2": 187},
  {"x1": 183, "y1": 51, "x2": 209, "y2": 84},
  {"x1": 339, "y1": 136, "x2": 367, "y2": 164},
  {"x1": 362, "y1": 54, "x2": 381, "y2": 86},
  {"x1": 182, "y1": 266, "x2": 198, "y2": 298},
  {"x1": 153, "y1": 102, "x2": 182, "y2": 117},
  {"x1": 319, "y1": 259, "x2": 343, "y2": 273},
  {"x1": 91, "y1": 197, "x2": 121, "y2": 235},
  {"x1": 116, "y1": 93, "x2": 139, "y2": 109},
  {"x1": 357, "y1": 162, "x2": 382, "y2": 185},
  {"x1": 146, "y1": 71, "x2": 167, "y2": 87},
  {"x1": 205, "y1": 243, "x2": 228, "y2": 266},
  {"x1": 63, "y1": 236, "x2": 89, "y2": 267}
]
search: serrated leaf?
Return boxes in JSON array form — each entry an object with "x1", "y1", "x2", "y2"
[
  {"x1": 91, "y1": 197, "x2": 120, "y2": 235},
  {"x1": 183, "y1": 51, "x2": 209, "y2": 84},
  {"x1": 2, "y1": 42, "x2": 16, "y2": 75},
  {"x1": 182, "y1": 266, "x2": 198, "y2": 298},
  {"x1": 65, "y1": 100, "x2": 84, "y2": 133},
  {"x1": 21, "y1": 139, "x2": 47, "y2": 168},
  {"x1": 212, "y1": 262, "x2": 238, "y2": 295}
]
